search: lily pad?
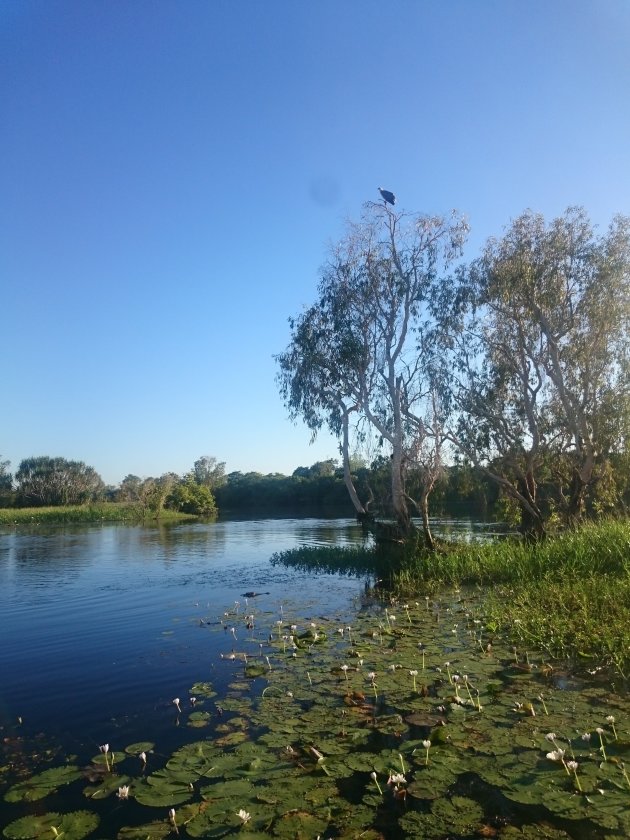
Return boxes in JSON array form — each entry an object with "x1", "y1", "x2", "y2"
[
  {"x1": 4, "y1": 765, "x2": 82, "y2": 802},
  {"x1": 3, "y1": 811, "x2": 99, "y2": 840},
  {"x1": 190, "y1": 681, "x2": 217, "y2": 698},
  {"x1": 124, "y1": 741, "x2": 155, "y2": 755},
  {"x1": 117, "y1": 820, "x2": 172, "y2": 840},
  {"x1": 83, "y1": 773, "x2": 131, "y2": 799}
]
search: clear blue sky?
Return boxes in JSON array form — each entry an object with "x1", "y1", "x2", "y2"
[{"x1": 2, "y1": 0, "x2": 629, "y2": 486}]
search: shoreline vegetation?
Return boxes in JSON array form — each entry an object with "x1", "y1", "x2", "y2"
[
  {"x1": 0, "y1": 502, "x2": 200, "y2": 526},
  {"x1": 272, "y1": 517, "x2": 630, "y2": 680}
]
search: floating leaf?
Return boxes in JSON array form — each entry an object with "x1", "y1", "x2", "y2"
[
  {"x1": 4, "y1": 765, "x2": 82, "y2": 802},
  {"x1": 190, "y1": 682, "x2": 217, "y2": 698},
  {"x1": 124, "y1": 741, "x2": 155, "y2": 755},
  {"x1": 187, "y1": 711, "x2": 212, "y2": 728},
  {"x1": 117, "y1": 819, "x2": 171, "y2": 840},
  {"x1": 83, "y1": 773, "x2": 131, "y2": 799},
  {"x1": 3, "y1": 811, "x2": 99, "y2": 840}
]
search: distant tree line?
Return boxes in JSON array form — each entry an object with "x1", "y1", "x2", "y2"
[
  {"x1": 0, "y1": 454, "x2": 224, "y2": 518},
  {"x1": 2, "y1": 450, "x2": 626, "y2": 524}
]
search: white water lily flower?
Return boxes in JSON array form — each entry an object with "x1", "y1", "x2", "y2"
[
  {"x1": 606, "y1": 715, "x2": 615, "y2": 723},
  {"x1": 546, "y1": 749, "x2": 565, "y2": 761},
  {"x1": 99, "y1": 743, "x2": 109, "y2": 754},
  {"x1": 409, "y1": 669, "x2": 418, "y2": 677},
  {"x1": 545, "y1": 732, "x2": 557, "y2": 742},
  {"x1": 581, "y1": 732, "x2": 591, "y2": 742},
  {"x1": 422, "y1": 740, "x2": 432, "y2": 749},
  {"x1": 388, "y1": 772, "x2": 407, "y2": 785},
  {"x1": 117, "y1": 785, "x2": 130, "y2": 799},
  {"x1": 237, "y1": 809, "x2": 251, "y2": 823},
  {"x1": 567, "y1": 760, "x2": 579, "y2": 771}
]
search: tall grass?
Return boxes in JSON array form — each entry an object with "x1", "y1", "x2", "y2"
[
  {"x1": 0, "y1": 503, "x2": 195, "y2": 526},
  {"x1": 393, "y1": 519, "x2": 630, "y2": 677},
  {"x1": 395, "y1": 519, "x2": 630, "y2": 587},
  {"x1": 271, "y1": 520, "x2": 630, "y2": 676}
]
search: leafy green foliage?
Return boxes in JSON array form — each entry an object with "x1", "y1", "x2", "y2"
[
  {"x1": 4, "y1": 765, "x2": 81, "y2": 802},
  {"x1": 15, "y1": 457, "x2": 104, "y2": 507}
]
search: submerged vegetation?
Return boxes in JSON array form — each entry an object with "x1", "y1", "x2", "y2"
[{"x1": 2, "y1": 567, "x2": 628, "y2": 840}]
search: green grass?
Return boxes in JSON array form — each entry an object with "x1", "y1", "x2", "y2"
[
  {"x1": 272, "y1": 519, "x2": 630, "y2": 676},
  {"x1": 396, "y1": 518, "x2": 629, "y2": 587},
  {"x1": 393, "y1": 518, "x2": 630, "y2": 677},
  {"x1": 0, "y1": 503, "x2": 196, "y2": 525}
]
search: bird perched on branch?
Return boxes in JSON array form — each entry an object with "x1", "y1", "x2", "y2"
[{"x1": 378, "y1": 187, "x2": 396, "y2": 206}]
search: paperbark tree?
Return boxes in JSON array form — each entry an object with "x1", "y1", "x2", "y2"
[
  {"x1": 278, "y1": 202, "x2": 468, "y2": 543},
  {"x1": 15, "y1": 456, "x2": 105, "y2": 506},
  {"x1": 276, "y1": 301, "x2": 368, "y2": 516},
  {"x1": 436, "y1": 207, "x2": 630, "y2": 534}
]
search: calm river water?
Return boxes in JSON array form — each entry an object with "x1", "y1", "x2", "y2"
[
  {"x1": 0, "y1": 518, "x2": 376, "y2": 739},
  {"x1": 2, "y1": 517, "x2": 625, "y2": 840},
  {"x1": 0, "y1": 516, "x2": 495, "y2": 741}
]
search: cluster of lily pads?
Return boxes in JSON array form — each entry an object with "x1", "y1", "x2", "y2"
[{"x1": 2, "y1": 588, "x2": 629, "y2": 839}]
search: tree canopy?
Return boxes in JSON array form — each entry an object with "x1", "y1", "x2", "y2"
[{"x1": 278, "y1": 204, "x2": 630, "y2": 540}]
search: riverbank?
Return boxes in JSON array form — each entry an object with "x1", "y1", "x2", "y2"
[
  {"x1": 393, "y1": 518, "x2": 630, "y2": 677},
  {"x1": 0, "y1": 502, "x2": 198, "y2": 525},
  {"x1": 274, "y1": 518, "x2": 630, "y2": 678}
]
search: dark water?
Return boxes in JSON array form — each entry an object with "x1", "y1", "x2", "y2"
[{"x1": 0, "y1": 518, "x2": 374, "y2": 744}]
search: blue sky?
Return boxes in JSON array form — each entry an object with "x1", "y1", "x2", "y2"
[{"x1": 2, "y1": 0, "x2": 629, "y2": 486}]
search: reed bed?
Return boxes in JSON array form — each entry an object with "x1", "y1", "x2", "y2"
[
  {"x1": 393, "y1": 519, "x2": 630, "y2": 677},
  {"x1": 0, "y1": 503, "x2": 194, "y2": 525}
]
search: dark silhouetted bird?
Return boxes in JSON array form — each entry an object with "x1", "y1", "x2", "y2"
[{"x1": 378, "y1": 187, "x2": 396, "y2": 205}]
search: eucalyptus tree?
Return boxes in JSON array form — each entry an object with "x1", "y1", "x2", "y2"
[
  {"x1": 15, "y1": 456, "x2": 105, "y2": 506},
  {"x1": 0, "y1": 456, "x2": 13, "y2": 506},
  {"x1": 276, "y1": 299, "x2": 368, "y2": 516},
  {"x1": 192, "y1": 456, "x2": 226, "y2": 489},
  {"x1": 437, "y1": 207, "x2": 630, "y2": 534},
  {"x1": 278, "y1": 202, "x2": 468, "y2": 543},
  {"x1": 0, "y1": 456, "x2": 11, "y2": 491}
]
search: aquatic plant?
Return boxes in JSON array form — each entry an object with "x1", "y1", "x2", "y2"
[{"x1": 2, "y1": 588, "x2": 629, "y2": 840}]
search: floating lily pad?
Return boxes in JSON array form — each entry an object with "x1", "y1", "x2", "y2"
[
  {"x1": 272, "y1": 808, "x2": 330, "y2": 838},
  {"x1": 124, "y1": 741, "x2": 155, "y2": 755},
  {"x1": 3, "y1": 811, "x2": 99, "y2": 840},
  {"x1": 4, "y1": 765, "x2": 82, "y2": 802},
  {"x1": 190, "y1": 682, "x2": 217, "y2": 698},
  {"x1": 117, "y1": 820, "x2": 171, "y2": 840},
  {"x1": 187, "y1": 711, "x2": 212, "y2": 728},
  {"x1": 83, "y1": 773, "x2": 131, "y2": 799}
]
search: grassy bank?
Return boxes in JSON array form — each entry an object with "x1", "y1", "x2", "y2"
[
  {"x1": 393, "y1": 518, "x2": 630, "y2": 677},
  {"x1": 0, "y1": 503, "x2": 197, "y2": 526},
  {"x1": 273, "y1": 519, "x2": 630, "y2": 677}
]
